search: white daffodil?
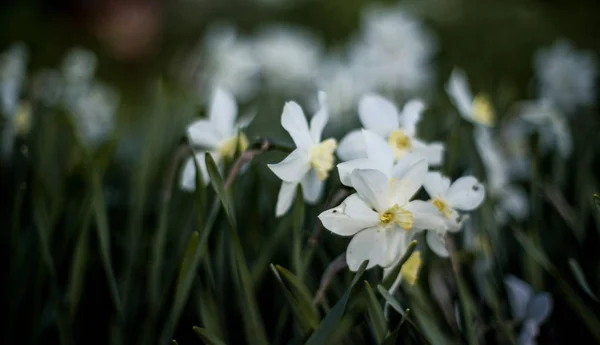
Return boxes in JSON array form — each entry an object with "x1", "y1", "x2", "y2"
[
  {"x1": 268, "y1": 92, "x2": 336, "y2": 217},
  {"x1": 180, "y1": 88, "x2": 250, "y2": 191},
  {"x1": 423, "y1": 172, "x2": 485, "y2": 257},
  {"x1": 446, "y1": 68, "x2": 495, "y2": 127},
  {"x1": 505, "y1": 275, "x2": 553, "y2": 345},
  {"x1": 337, "y1": 94, "x2": 444, "y2": 165}
]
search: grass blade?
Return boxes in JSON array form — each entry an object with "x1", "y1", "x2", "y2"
[
  {"x1": 363, "y1": 281, "x2": 386, "y2": 342},
  {"x1": 568, "y1": 258, "x2": 598, "y2": 301},
  {"x1": 192, "y1": 326, "x2": 227, "y2": 345}
]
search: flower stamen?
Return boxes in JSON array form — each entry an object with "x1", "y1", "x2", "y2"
[
  {"x1": 432, "y1": 198, "x2": 453, "y2": 218},
  {"x1": 379, "y1": 204, "x2": 413, "y2": 230},
  {"x1": 218, "y1": 133, "x2": 249, "y2": 159},
  {"x1": 471, "y1": 93, "x2": 495, "y2": 126},
  {"x1": 309, "y1": 138, "x2": 337, "y2": 180},
  {"x1": 387, "y1": 129, "x2": 412, "y2": 160}
]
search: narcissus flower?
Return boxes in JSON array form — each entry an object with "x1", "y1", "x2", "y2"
[
  {"x1": 337, "y1": 94, "x2": 444, "y2": 165},
  {"x1": 268, "y1": 92, "x2": 336, "y2": 217},
  {"x1": 446, "y1": 68, "x2": 495, "y2": 127},
  {"x1": 423, "y1": 172, "x2": 485, "y2": 257},
  {"x1": 180, "y1": 88, "x2": 250, "y2": 191}
]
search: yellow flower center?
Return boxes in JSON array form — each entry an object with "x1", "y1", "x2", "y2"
[
  {"x1": 218, "y1": 133, "x2": 249, "y2": 159},
  {"x1": 387, "y1": 129, "x2": 412, "y2": 160},
  {"x1": 309, "y1": 138, "x2": 337, "y2": 181},
  {"x1": 400, "y1": 251, "x2": 422, "y2": 286},
  {"x1": 379, "y1": 204, "x2": 413, "y2": 230},
  {"x1": 431, "y1": 198, "x2": 453, "y2": 218},
  {"x1": 471, "y1": 93, "x2": 495, "y2": 126}
]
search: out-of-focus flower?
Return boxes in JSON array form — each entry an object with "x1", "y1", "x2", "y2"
[
  {"x1": 253, "y1": 25, "x2": 322, "y2": 93},
  {"x1": 423, "y1": 172, "x2": 485, "y2": 257},
  {"x1": 0, "y1": 43, "x2": 28, "y2": 118},
  {"x1": 337, "y1": 94, "x2": 444, "y2": 165},
  {"x1": 400, "y1": 250, "x2": 422, "y2": 286},
  {"x1": 32, "y1": 69, "x2": 64, "y2": 107},
  {"x1": 534, "y1": 39, "x2": 597, "y2": 114},
  {"x1": 504, "y1": 275, "x2": 553, "y2": 345},
  {"x1": 181, "y1": 88, "x2": 250, "y2": 191},
  {"x1": 446, "y1": 68, "x2": 496, "y2": 127},
  {"x1": 198, "y1": 24, "x2": 260, "y2": 100},
  {"x1": 268, "y1": 92, "x2": 335, "y2": 216},
  {"x1": 348, "y1": 5, "x2": 436, "y2": 95}
]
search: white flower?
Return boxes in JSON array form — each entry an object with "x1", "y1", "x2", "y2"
[
  {"x1": 318, "y1": 160, "x2": 445, "y2": 271},
  {"x1": 445, "y1": 68, "x2": 495, "y2": 127},
  {"x1": 70, "y1": 82, "x2": 119, "y2": 148},
  {"x1": 349, "y1": 5, "x2": 436, "y2": 94},
  {"x1": 252, "y1": 25, "x2": 322, "y2": 93},
  {"x1": 423, "y1": 172, "x2": 485, "y2": 257},
  {"x1": 180, "y1": 88, "x2": 250, "y2": 191},
  {"x1": 337, "y1": 94, "x2": 444, "y2": 165},
  {"x1": 268, "y1": 92, "x2": 336, "y2": 216},
  {"x1": 505, "y1": 275, "x2": 553, "y2": 345},
  {"x1": 534, "y1": 39, "x2": 597, "y2": 114},
  {"x1": 0, "y1": 43, "x2": 28, "y2": 117}
]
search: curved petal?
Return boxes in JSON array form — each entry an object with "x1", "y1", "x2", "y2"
[
  {"x1": 391, "y1": 152, "x2": 425, "y2": 177},
  {"x1": 412, "y1": 139, "x2": 445, "y2": 166},
  {"x1": 380, "y1": 228, "x2": 407, "y2": 267},
  {"x1": 424, "y1": 171, "x2": 451, "y2": 198},
  {"x1": 281, "y1": 101, "x2": 313, "y2": 148},
  {"x1": 405, "y1": 200, "x2": 447, "y2": 231},
  {"x1": 318, "y1": 193, "x2": 379, "y2": 236},
  {"x1": 187, "y1": 120, "x2": 221, "y2": 148},
  {"x1": 389, "y1": 159, "x2": 428, "y2": 205},
  {"x1": 301, "y1": 169, "x2": 324, "y2": 204},
  {"x1": 346, "y1": 226, "x2": 387, "y2": 271},
  {"x1": 337, "y1": 158, "x2": 379, "y2": 187},
  {"x1": 382, "y1": 229, "x2": 417, "y2": 277},
  {"x1": 426, "y1": 230, "x2": 449, "y2": 257},
  {"x1": 445, "y1": 68, "x2": 473, "y2": 120},
  {"x1": 363, "y1": 129, "x2": 394, "y2": 177},
  {"x1": 276, "y1": 181, "x2": 298, "y2": 217},
  {"x1": 527, "y1": 293, "x2": 553, "y2": 324},
  {"x1": 358, "y1": 93, "x2": 399, "y2": 137},
  {"x1": 209, "y1": 87, "x2": 238, "y2": 138},
  {"x1": 337, "y1": 130, "x2": 366, "y2": 161},
  {"x1": 446, "y1": 176, "x2": 485, "y2": 211},
  {"x1": 309, "y1": 91, "x2": 329, "y2": 143},
  {"x1": 444, "y1": 210, "x2": 466, "y2": 232},
  {"x1": 267, "y1": 148, "x2": 310, "y2": 182},
  {"x1": 504, "y1": 275, "x2": 534, "y2": 321},
  {"x1": 399, "y1": 99, "x2": 425, "y2": 137},
  {"x1": 180, "y1": 152, "x2": 211, "y2": 191},
  {"x1": 350, "y1": 168, "x2": 390, "y2": 212}
]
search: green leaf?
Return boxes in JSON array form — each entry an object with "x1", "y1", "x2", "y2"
[
  {"x1": 377, "y1": 285, "x2": 405, "y2": 316},
  {"x1": 453, "y1": 269, "x2": 478, "y2": 345},
  {"x1": 177, "y1": 232, "x2": 200, "y2": 287},
  {"x1": 270, "y1": 264, "x2": 320, "y2": 333},
  {"x1": 364, "y1": 281, "x2": 386, "y2": 343},
  {"x1": 292, "y1": 185, "x2": 305, "y2": 279},
  {"x1": 192, "y1": 326, "x2": 227, "y2": 345},
  {"x1": 68, "y1": 207, "x2": 92, "y2": 317},
  {"x1": 305, "y1": 260, "x2": 368, "y2": 345},
  {"x1": 205, "y1": 153, "x2": 236, "y2": 226},
  {"x1": 594, "y1": 194, "x2": 600, "y2": 213},
  {"x1": 381, "y1": 309, "x2": 411, "y2": 345},
  {"x1": 568, "y1": 258, "x2": 598, "y2": 301},
  {"x1": 381, "y1": 240, "x2": 417, "y2": 289}
]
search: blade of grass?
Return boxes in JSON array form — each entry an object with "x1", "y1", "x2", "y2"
[
  {"x1": 192, "y1": 326, "x2": 227, "y2": 345},
  {"x1": 363, "y1": 281, "x2": 386, "y2": 342}
]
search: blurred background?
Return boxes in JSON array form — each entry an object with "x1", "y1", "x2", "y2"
[{"x1": 2, "y1": 0, "x2": 600, "y2": 344}]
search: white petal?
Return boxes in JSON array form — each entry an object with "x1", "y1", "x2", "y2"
[
  {"x1": 380, "y1": 228, "x2": 407, "y2": 267},
  {"x1": 399, "y1": 99, "x2": 425, "y2": 137},
  {"x1": 527, "y1": 293, "x2": 553, "y2": 324},
  {"x1": 276, "y1": 181, "x2": 298, "y2": 217},
  {"x1": 318, "y1": 193, "x2": 379, "y2": 236},
  {"x1": 382, "y1": 229, "x2": 417, "y2": 276},
  {"x1": 498, "y1": 185, "x2": 529, "y2": 221},
  {"x1": 309, "y1": 91, "x2": 329, "y2": 143},
  {"x1": 180, "y1": 152, "x2": 211, "y2": 191},
  {"x1": 208, "y1": 88, "x2": 238, "y2": 138},
  {"x1": 301, "y1": 169, "x2": 324, "y2": 204},
  {"x1": 424, "y1": 171, "x2": 451, "y2": 198},
  {"x1": 518, "y1": 319, "x2": 539, "y2": 345},
  {"x1": 337, "y1": 158, "x2": 379, "y2": 187},
  {"x1": 187, "y1": 120, "x2": 221, "y2": 148},
  {"x1": 267, "y1": 148, "x2": 310, "y2": 182},
  {"x1": 412, "y1": 139, "x2": 445, "y2": 166},
  {"x1": 444, "y1": 210, "x2": 466, "y2": 232},
  {"x1": 337, "y1": 130, "x2": 366, "y2": 161},
  {"x1": 281, "y1": 101, "x2": 313, "y2": 148},
  {"x1": 391, "y1": 152, "x2": 425, "y2": 177},
  {"x1": 389, "y1": 159, "x2": 428, "y2": 205},
  {"x1": 504, "y1": 275, "x2": 534, "y2": 321},
  {"x1": 446, "y1": 176, "x2": 485, "y2": 211},
  {"x1": 445, "y1": 68, "x2": 474, "y2": 120},
  {"x1": 406, "y1": 200, "x2": 447, "y2": 231},
  {"x1": 346, "y1": 226, "x2": 387, "y2": 271},
  {"x1": 362, "y1": 129, "x2": 394, "y2": 177},
  {"x1": 426, "y1": 230, "x2": 449, "y2": 257},
  {"x1": 358, "y1": 93, "x2": 399, "y2": 137},
  {"x1": 350, "y1": 169, "x2": 390, "y2": 212}
]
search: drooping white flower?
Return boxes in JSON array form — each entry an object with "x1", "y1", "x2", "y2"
[
  {"x1": 348, "y1": 4, "x2": 436, "y2": 95},
  {"x1": 0, "y1": 43, "x2": 28, "y2": 117},
  {"x1": 445, "y1": 68, "x2": 495, "y2": 127},
  {"x1": 252, "y1": 25, "x2": 322, "y2": 93},
  {"x1": 504, "y1": 275, "x2": 553, "y2": 345},
  {"x1": 180, "y1": 88, "x2": 250, "y2": 191},
  {"x1": 534, "y1": 39, "x2": 597, "y2": 114},
  {"x1": 423, "y1": 172, "x2": 485, "y2": 257},
  {"x1": 268, "y1": 92, "x2": 336, "y2": 216},
  {"x1": 337, "y1": 94, "x2": 444, "y2": 165}
]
